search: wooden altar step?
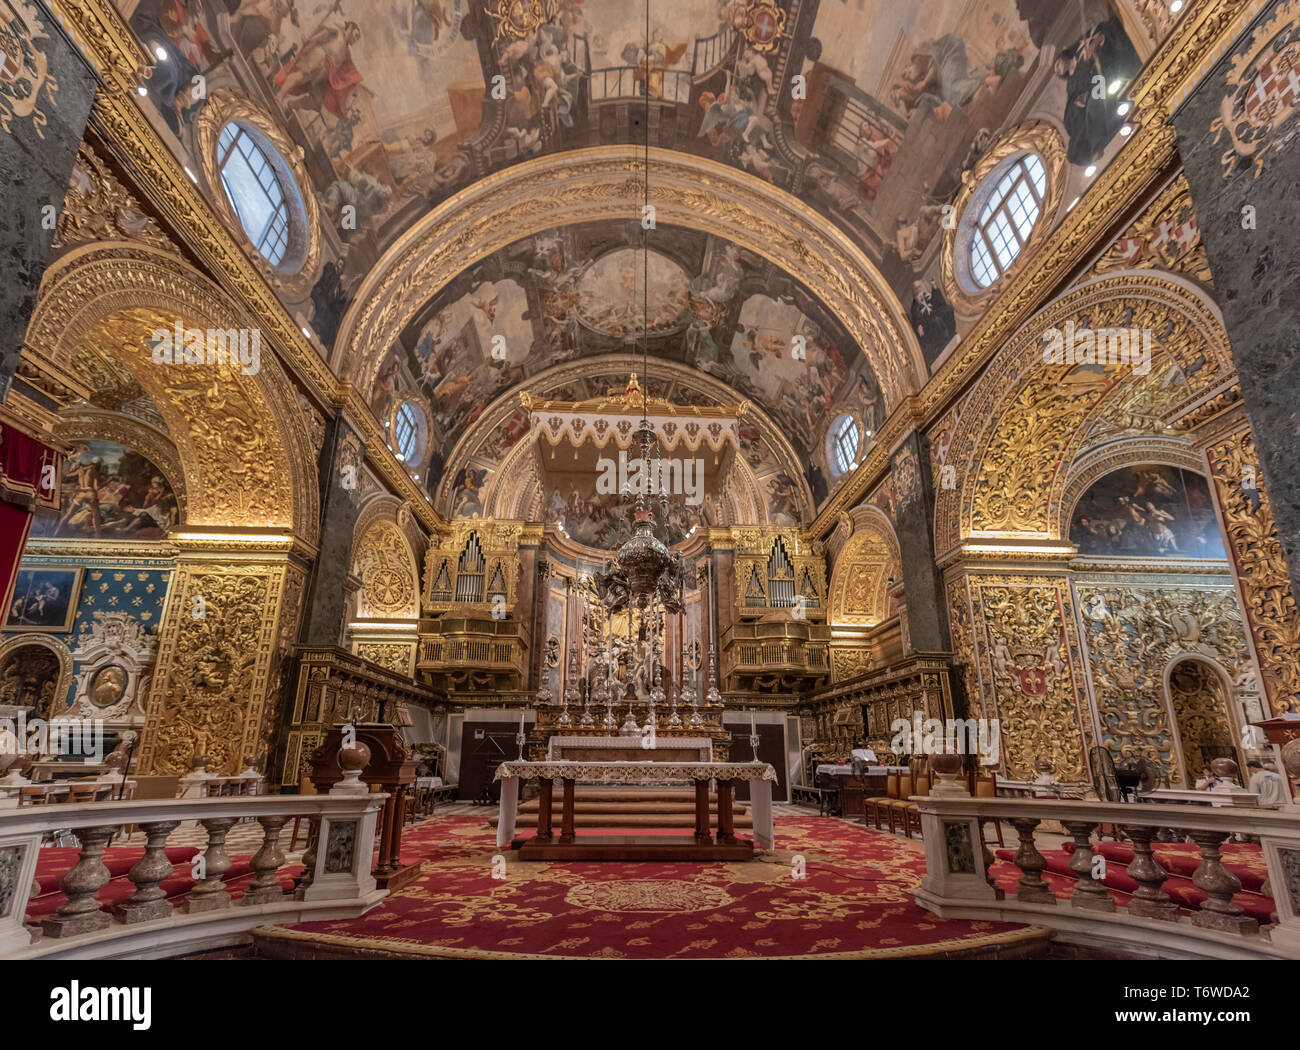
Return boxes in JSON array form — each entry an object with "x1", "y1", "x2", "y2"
[{"x1": 491, "y1": 787, "x2": 753, "y2": 831}]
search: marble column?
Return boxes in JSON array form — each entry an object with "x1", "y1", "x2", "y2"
[
  {"x1": 889, "y1": 431, "x2": 951, "y2": 657},
  {"x1": 299, "y1": 415, "x2": 366, "y2": 646},
  {"x1": 1172, "y1": 0, "x2": 1300, "y2": 599},
  {"x1": 2, "y1": 0, "x2": 98, "y2": 400}
]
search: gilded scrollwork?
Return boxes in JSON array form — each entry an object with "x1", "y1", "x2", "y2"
[
  {"x1": 352, "y1": 519, "x2": 419, "y2": 619},
  {"x1": 1206, "y1": 428, "x2": 1300, "y2": 712},
  {"x1": 970, "y1": 577, "x2": 1086, "y2": 782},
  {"x1": 1093, "y1": 175, "x2": 1212, "y2": 285},
  {"x1": 828, "y1": 509, "x2": 899, "y2": 627},
  {"x1": 53, "y1": 144, "x2": 172, "y2": 254},
  {"x1": 26, "y1": 245, "x2": 319, "y2": 543},
  {"x1": 138, "y1": 560, "x2": 288, "y2": 775},
  {"x1": 1073, "y1": 582, "x2": 1250, "y2": 784},
  {"x1": 938, "y1": 273, "x2": 1232, "y2": 554}
]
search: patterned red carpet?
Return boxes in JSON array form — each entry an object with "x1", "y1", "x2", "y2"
[{"x1": 256, "y1": 814, "x2": 1046, "y2": 959}]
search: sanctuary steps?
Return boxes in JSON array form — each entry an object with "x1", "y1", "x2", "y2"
[{"x1": 490, "y1": 786, "x2": 753, "y2": 830}]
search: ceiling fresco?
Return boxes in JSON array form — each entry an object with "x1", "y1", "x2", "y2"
[
  {"x1": 365, "y1": 219, "x2": 883, "y2": 515},
  {"x1": 118, "y1": 0, "x2": 1145, "y2": 382}
]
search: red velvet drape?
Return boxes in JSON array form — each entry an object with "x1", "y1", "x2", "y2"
[{"x1": 0, "y1": 422, "x2": 61, "y2": 615}]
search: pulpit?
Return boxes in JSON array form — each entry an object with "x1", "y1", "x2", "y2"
[{"x1": 308, "y1": 724, "x2": 421, "y2": 890}]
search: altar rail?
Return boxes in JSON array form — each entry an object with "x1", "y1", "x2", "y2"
[
  {"x1": 913, "y1": 794, "x2": 1300, "y2": 960},
  {"x1": 0, "y1": 794, "x2": 387, "y2": 960}
]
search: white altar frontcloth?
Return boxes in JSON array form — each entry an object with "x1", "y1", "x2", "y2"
[
  {"x1": 545, "y1": 735, "x2": 713, "y2": 761},
  {"x1": 493, "y1": 760, "x2": 776, "y2": 851}
]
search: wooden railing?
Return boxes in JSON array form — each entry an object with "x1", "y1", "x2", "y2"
[
  {"x1": 913, "y1": 793, "x2": 1300, "y2": 960},
  {"x1": 0, "y1": 793, "x2": 387, "y2": 959}
]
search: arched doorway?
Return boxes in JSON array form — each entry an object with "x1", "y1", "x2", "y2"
[
  {"x1": 1167, "y1": 658, "x2": 1238, "y2": 786},
  {"x1": 0, "y1": 640, "x2": 70, "y2": 721}
]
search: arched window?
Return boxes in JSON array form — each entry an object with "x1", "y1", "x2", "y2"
[
  {"x1": 216, "y1": 123, "x2": 291, "y2": 266},
  {"x1": 828, "y1": 414, "x2": 860, "y2": 477},
  {"x1": 969, "y1": 153, "x2": 1046, "y2": 288},
  {"x1": 393, "y1": 401, "x2": 421, "y2": 462}
]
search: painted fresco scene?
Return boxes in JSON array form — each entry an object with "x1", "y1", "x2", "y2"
[{"x1": 116, "y1": 0, "x2": 1143, "y2": 369}]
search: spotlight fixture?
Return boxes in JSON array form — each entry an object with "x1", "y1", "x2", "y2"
[
  {"x1": 1120, "y1": 124, "x2": 1133, "y2": 137},
  {"x1": 137, "y1": 85, "x2": 148, "y2": 96},
  {"x1": 1084, "y1": 164, "x2": 1097, "y2": 177},
  {"x1": 1170, "y1": 0, "x2": 1184, "y2": 12},
  {"x1": 154, "y1": 46, "x2": 167, "y2": 61},
  {"x1": 1117, "y1": 101, "x2": 1132, "y2": 117}
]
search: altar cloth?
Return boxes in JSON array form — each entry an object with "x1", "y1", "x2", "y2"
[{"x1": 493, "y1": 760, "x2": 776, "y2": 851}]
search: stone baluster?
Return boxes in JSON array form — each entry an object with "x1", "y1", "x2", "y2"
[
  {"x1": 1122, "y1": 824, "x2": 1179, "y2": 921},
  {"x1": 42, "y1": 825, "x2": 118, "y2": 938},
  {"x1": 295, "y1": 817, "x2": 321, "y2": 899},
  {"x1": 184, "y1": 817, "x2": 236, "y2": 913},
  {"x1": 1008, "y1": 817, "x2": 1056, "y2": 904},
  {"x1": 115, "y1": 820, "x2": 181, "y2": 924},
  {"x1": 242, "y1": 815, "x2": 289, "y2": 906},
  {"x1": 1062, "y1": 821, "x2": 1115, "y2": 912},
  {"x1": 1188, "y1": 829, "x2": 1258, "y2": 934}
]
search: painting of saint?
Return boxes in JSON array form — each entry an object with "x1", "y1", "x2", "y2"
[
  {"x1": 131, "y1": 0, "x2": 229, "y2": 136},
  {"x1": 1054, "y1": 14, "x2": 1141, "y2": 166},
  {"x1": 910, "y1": 278, "x2": 957, "y2": 364},
  {"x1": 450, "y1": 467, "x2": 488, "y2": 518}
]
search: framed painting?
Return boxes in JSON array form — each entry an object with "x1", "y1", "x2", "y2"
[{"x1": 3, "y1": 567, "x2": 83, "y2": 633}]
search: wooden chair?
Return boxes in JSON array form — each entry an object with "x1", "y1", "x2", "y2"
[
  {"x1": 974, "y1": 772, "x2": 1005, "y2": 847},
  {"x1": 67, "y1": 783, "x2": 103, "y2": 804},
  {"x1": 18, "y1": 785, "x2": 51, "y2": 806},
  {"x1": 289, "y1": 773, "x2": 317, "y2": 851},
  {"x1": 900, "y1": 770, "x2": 932, "y2": 839},
  {"x1": 883, "y1": 771, "x2": 915, "y2": 834},
  {"x1": 863, "y1": 772, "x2": 899, "y2": 830}
]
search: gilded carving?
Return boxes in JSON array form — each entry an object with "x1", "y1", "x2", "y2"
[
  {"x1": 1074, "y1": 582, "x2": 1250, "y2": 785},
  {"x1": 356, "y1": 642, "x2": 415, "y2": 676},
  {"x1": 1167, "y1": 658, "x2": 1236, "y2": 784},
  {"x1": 353, "y1": 520, "x2": 418, "y2": 619},
  {"x1": 339, "y1": 148, "x2": 923, "y2": 410},
  {"x1": 971, "y1": 578, "x2": 1086, "y2": 782},
  {"x1": 1206, "y1": 428, "x2": 1300, "y2": 712},
  {"x1": 1093, "y1": 176, "x2": 1212, "y2": 285},
  {"x1": 828, "y1": 515, "x2": 898, "y2": 627},
  {"x1": 138, "y1": 561, "x2": 287, "y2": 775},
  {"x1": 53, "y1": 144, "x2": 172, "y2": 253}
]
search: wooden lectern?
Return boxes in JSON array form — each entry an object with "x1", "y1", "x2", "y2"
[{"x1": 308, "y1": 724, "x2": 422, "y2": 890}]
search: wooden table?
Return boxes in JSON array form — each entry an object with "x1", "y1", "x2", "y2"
[{"x1": 494, "y1": 760, "x2": 776, "y2": 862}]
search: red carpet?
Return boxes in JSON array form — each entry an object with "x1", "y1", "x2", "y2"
[{"x1": 255, "y1": 815, "x2": 1047, "y2": 960}]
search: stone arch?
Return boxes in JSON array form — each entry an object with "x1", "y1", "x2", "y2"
[
  {"x1": 0, "y1": 634, "x2": 75, "y2": 720},
  {"x1": 1162, "y1": 655, "x2": 1240, "y2": 787},
  {"x1": 25, "y1": 243, "x2": 319, "y2": 544},
  {"x1": 828, "y1": 506, "x2": 902, "y2": 627},
  {"x1": 335, "y1": 147, "x2": 925, "y2": 411},
  {"x1": 935, "y1": 270, "x2": 1233, "y2": 557}
]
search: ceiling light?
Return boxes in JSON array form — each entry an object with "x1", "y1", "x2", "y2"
[
  {"x1": 1120, "y1": 124, "x2": 1133, "y2": 137},
  {"x1": 1117, "y1": 101, "x2": 1131, "y2": 117},
  {"x1": 301, "y1": 326, "x2": 312, "y2": 338},
  {"x1": 1108, "y1": 79, "x2": 1124, "y2": 96},
  {"x1": 136, "y1": 85, "x2": 148, "y2": 96},
  {"x1": 154, "y1": 46, "x2": 167, "y2": 61},
  {"x1": 1170, "y1": 0, "x2": 1183, "y2": 11},
  {"x1": 1084, "y1": 164, "x2": 1097, "y2": 177}
]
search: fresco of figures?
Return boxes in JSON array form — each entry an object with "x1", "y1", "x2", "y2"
[
  {"x1": 1069, "y1": 465, "x2": 1226, "y2": 560},
  {"x1": 31, "y1": 440, "x2": 179, "y2": 541},
  {"x1": 117, "y1": 0, "x2": 1141, "y2": 370},
  {"x1": 365, "y1": 222, "x2": 882, "y2": 512}
]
